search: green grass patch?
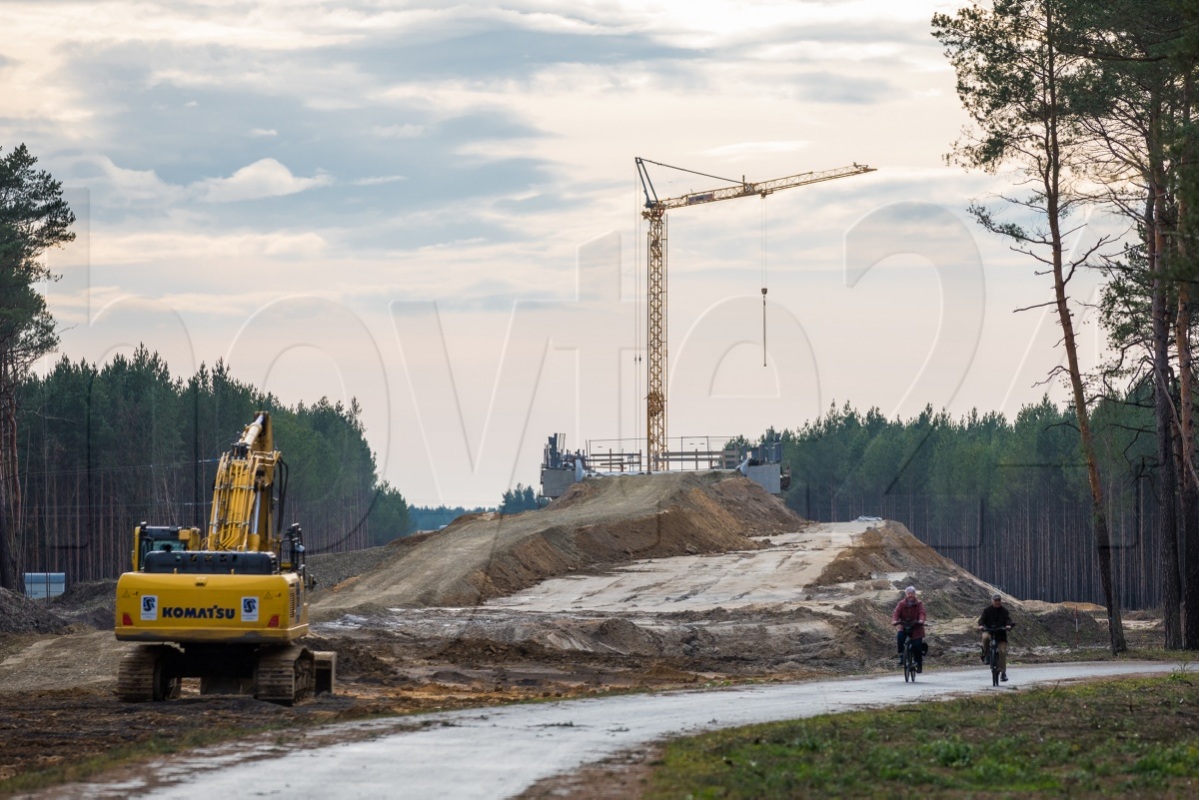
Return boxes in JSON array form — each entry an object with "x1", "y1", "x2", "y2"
[{"x1": 646, "y1": 674, "x2": 1199, "y2": 798}]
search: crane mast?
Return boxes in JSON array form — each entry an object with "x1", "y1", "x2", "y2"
[{"x1": 635, "y1": 158, "x2": 875, "y2": 471}]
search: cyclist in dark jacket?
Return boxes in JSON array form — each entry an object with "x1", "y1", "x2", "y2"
[
  {"x1": 892, "y1": 586, "x2": 927, "y2": 671},
  {"x1": 978, "y1": 592, "x2": 1015, "y2": 681}
]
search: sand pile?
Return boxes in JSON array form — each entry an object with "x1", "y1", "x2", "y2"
[
  {"x1": 313, "y1": 514, "x2": 1108, "y2": 675},
  {"x1": 50, "y1": 580, "x2": 117, "y2": 629},
  {"x1": 813, "y1": 524, "x2": 964, "y2": 587},
  {"x1": 313, "y1": 471, "x2": 803, "y2": 615}
]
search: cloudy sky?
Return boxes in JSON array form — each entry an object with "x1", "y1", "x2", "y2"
[{"x1": 4, "y1": 0, "x2": 1117, "y2": 507}]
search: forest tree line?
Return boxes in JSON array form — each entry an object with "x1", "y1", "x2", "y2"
[
  {"x1": 15, "y1": 347, "x2": 411, "y2": 584},
  {"x1": 6, "y1": 1, "x2": 1199, "y2": 657},
  {"x1": 776, "y1": 395, "x2": 1166, "y2": 610},
  {"x1": 927, "y1": 1, "x2": 1199, "y2": 649}
]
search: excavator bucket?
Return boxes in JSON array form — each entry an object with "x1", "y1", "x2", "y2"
[{"x1": 314, "y1": 650, "x2": 336, "y2": 695}]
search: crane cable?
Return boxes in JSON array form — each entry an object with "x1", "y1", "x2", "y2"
[
  {"x1": 761, "y1": 195, "x2": 768, "y2": 367},
  {"x1": 637, "y1": 157, "x2": 743, "y2": 188}
]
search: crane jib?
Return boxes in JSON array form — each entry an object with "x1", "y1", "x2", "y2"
[{"x1": 634, "y1": 157, "x2": 875, "y2": 470}]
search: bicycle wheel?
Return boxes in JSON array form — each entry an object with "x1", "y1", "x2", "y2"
[
  {"x1": 905, "y1": 646, "x2": 916, "y2": 682},
  {"x1": 990, "y1": 646, "x2": 999, "y2": 686}
]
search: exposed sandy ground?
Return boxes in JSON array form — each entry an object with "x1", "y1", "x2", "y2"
[
  {"x1": 0, "y1": 471, "x2": 1125, "y2": 792},
  {"x1": 312, "y1": 471, "x2": 798, "y2": 613}
]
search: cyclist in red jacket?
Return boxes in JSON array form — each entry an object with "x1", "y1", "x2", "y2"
[{"x1": 892, "y1": 585, "x2": 927, "y2": 672}]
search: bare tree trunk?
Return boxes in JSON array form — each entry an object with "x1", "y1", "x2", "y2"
[
  {"x1": 1178, "y1": 67, "x2": 1199, "y2": 650},
  {"x1": 0, "y1": 493, "x2": 14, "y2": 592},
  {"x1": 1151, "y1": 170, "x2": 1184, "y2": 648},
  {"x1": 1058, "y1": 282, "x2": 1128, "y2": 652},
  {"x1": 0, "y1": 359, "x2": 19, "y2": 592},
  {"x1": 1176, "y1": 230, "x2": 1199, "y2": 648},
  {"x1": 1044, "y1": 12, "x2": 1125, "y2": 653},
  {"x1": 1178, "y1": 416, "x2": 1199, "y2": 650}
]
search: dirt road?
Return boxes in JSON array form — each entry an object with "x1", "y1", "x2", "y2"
[{"x1": 38, "y1": 662, "x2": 1175, "y2": 800}]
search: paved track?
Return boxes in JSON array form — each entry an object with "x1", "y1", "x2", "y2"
[{"x1": 55, "y1": 661, "x2": 1176, "y2": 800}]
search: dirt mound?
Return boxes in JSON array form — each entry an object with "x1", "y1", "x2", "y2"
[
  {"x1": 313, "y1": 471, "x2": 803, "y2": 616},
  {"x1": 307, "y1": 533, "x2": 445, "y2": 594},
  {"x1": 304, "y1": 634, "x2": 397, "y2": 683},
  {"x1": 0, "y1": 587, "x2": 69, "y2": 634},
  {"x1": 49, "y1": 580, "x2": 117, "y2": 629},
  {"x1": 812, "y1": 523, "x2": 963, "y2": 587},
  {"x1": 313, "y1": 517, "x2": 1113, "y2": 679},
  {"x1": 809, "y1": 521, "x2": 1019, "y2": 620}
]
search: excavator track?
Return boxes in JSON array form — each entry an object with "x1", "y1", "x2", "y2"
[
  {"x1": 117, "y1": 645, "x2": 180, "y2": 702},
  {"x1": 255, "y1": 646, "x2": 314, "y2": 705}
]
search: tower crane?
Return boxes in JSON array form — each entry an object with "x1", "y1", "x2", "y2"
[{"x1": 635, "y1": 157, "x2": 876, "y2": 471}]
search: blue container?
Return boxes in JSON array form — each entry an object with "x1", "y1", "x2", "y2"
[{"x1": 23, "y1": 572, "x2": 66, "y2": 600}]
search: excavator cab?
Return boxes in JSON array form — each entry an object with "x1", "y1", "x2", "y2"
[
  {"x1": 142, "y1": 550, "x2": 278, "y2": 575},
  {"x1": 134, "y1": 525, "x2": 201, "y2": 571}
]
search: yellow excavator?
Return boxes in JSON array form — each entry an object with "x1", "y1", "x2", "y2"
[{"x1": 114, "y1": 412, "x2": 335, "y2": 704}]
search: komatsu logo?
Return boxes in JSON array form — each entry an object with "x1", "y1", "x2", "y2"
[{"x1": 160, "y1": 605, "x2": 236, "y2": 620}]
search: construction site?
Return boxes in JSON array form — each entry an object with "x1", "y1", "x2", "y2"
[
  {"x1": 0, "y1": 160, "x2": 1148, "y2": 793},
  {"x1": 1, "y1": 469, "x2": 1132, "y2": 789}
]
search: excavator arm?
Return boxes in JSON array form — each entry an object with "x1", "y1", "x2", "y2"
[{"x1": 204, "y1": 413, "x2": 280, "y2": 553}]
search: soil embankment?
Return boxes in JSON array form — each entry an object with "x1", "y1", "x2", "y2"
[
  {"x1": 308, "y1": 471, "x2": 1108, "y2": 684},
  {"x1": 312, "y1": 471, "x2": 799, "y2": 613}
]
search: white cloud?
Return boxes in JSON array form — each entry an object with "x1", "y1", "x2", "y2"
[
  {"x1": 352, "y1": 175, "x2": 409, "y2": 186},
  {"x1": 704, "y1": 141, "x2": 812, "y2": 160},
  {"x1": 249, "y1": 128, "x2": 278, "y2": 137},
  {"x1": 90, "y1": 229, "x2": 330, "y2": 265},
  {"x1": 369, "y1": 124, "x2": 425, "y2": 139},
  {"x1": 192, "y1": 158, "x2": 333, "y2": 202},
  {"x1": 63, "y1": 156, "x2": 186, "y2": 207},
  {"x1": 628, "y1": 0, "x2": 950, "y2": 49}
]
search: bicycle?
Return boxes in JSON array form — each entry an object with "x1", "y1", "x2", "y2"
[
  {"x1": 897, "y1": 623, "x2": 925, "y2": 683},
  {"x1": 982, "y1": 625, "x2": 1011, "y2": 686}
]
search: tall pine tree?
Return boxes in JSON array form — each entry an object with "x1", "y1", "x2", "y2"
[{"x1": 0, "y1": 144, "x2": 74, "y2": 591}]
